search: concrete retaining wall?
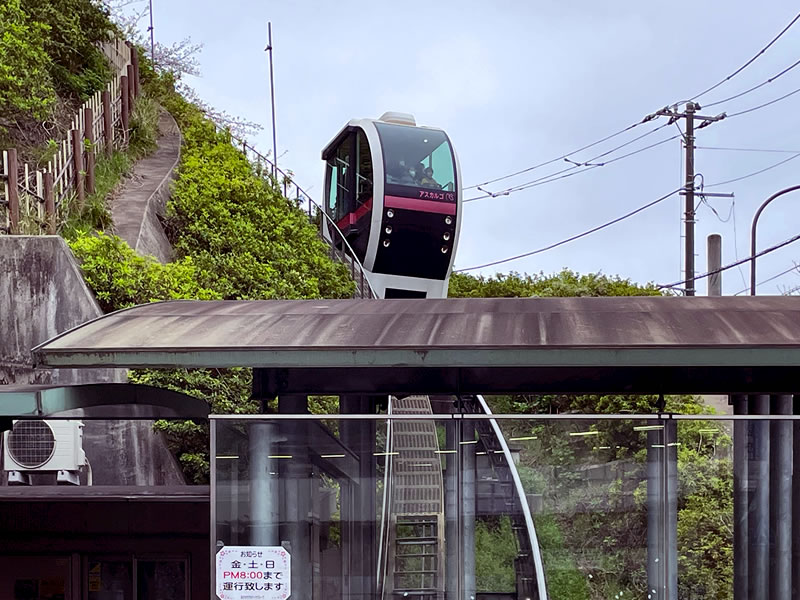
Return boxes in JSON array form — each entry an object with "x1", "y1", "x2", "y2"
[{"x1": 0, "y1": 235, "x2": 125, "y2": 385}]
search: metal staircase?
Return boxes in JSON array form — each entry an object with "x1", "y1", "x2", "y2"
[{"x1": 381, "y1": 396, "x2": 445, "y2": 599}]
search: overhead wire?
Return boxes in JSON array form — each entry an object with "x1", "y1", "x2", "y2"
[
  {"x1": 657, "y1": 229, "x2": 800, "y2": 291},
  {"x1": 704, "y1": 152, "x2": 800, "y2": 188},
  {"x1": 725, "y1": 84, "x2": 800, "y2": 117},
  {"x1": 463, "y1": 116, "x2": 658, "y2": 191},
  {"x1": 686, "y1": 10, "x2": 800, "y2": 102},
  {"x1": 696, "y1": 146, "x2": 800, "y2": 153},
  {"x1": 733, "y1": 262, "x2": 799, "y2": 295},
  {"x1": 455, "y1": 188, "x2": 681, "y2": 272},
  {"x1": 701, "y1": 57, "x2": 800, "y2": 108},
  {"x1": 465, "y1": 126, "x2": 678, "y2": 202},
  {"x1": 463, "y1": 11, "x2": 800, "y2": 194}
]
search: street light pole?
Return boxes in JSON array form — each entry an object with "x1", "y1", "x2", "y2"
[{"x1": 750, "y1": 184, "x2": 800, "y2": 295}]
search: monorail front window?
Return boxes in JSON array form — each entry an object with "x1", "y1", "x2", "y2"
[{"x1": 375, "y1": 122, "x2": 456, "y2": 196}]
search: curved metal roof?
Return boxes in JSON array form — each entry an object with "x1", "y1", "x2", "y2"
[{"x1": 32, "y1": 297, "x2": 800, "y2": 371}]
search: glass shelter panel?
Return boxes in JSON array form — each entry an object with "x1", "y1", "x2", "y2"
[{"x1": 211, "y1": 414, "x2": 697, "y2": 600}]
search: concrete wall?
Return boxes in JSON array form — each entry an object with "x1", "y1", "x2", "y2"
[
  {"x1": 0, "y1": 235, "x2": 185, "y2": 486},
  {"x1": 0, "y1": 235, "x2": 125, "y2": 385}
]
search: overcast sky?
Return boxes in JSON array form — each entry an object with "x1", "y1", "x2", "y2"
[{"x1": 143, "y1": 1, "x2": 800, "y2": 295}]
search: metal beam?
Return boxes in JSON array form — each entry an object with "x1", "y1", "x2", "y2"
[
  {"x1": 248, "y1": 366, "x2": 800, "y2": 396},
  {"x1": 33, "y1": 347, "x2": 800, "y2": 370},
  {"x1": 0, "y1": 383, "x2": 209, "y2": 420}
]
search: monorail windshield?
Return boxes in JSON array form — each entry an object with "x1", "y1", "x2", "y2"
[{"x1": 375, "y1": 122, "x2": 456, "y2": 199}]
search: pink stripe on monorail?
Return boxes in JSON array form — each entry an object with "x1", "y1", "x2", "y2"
[{"x1": 384, "y1": 196, "x2": 457, "y2": 215}]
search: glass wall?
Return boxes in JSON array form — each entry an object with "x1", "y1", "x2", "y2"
[{"x1": 211, "y1": 411, "x2": 735, "y2": 600}]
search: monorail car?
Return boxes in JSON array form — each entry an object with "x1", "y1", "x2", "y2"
[{"x1": 322, "y1": 112, "x2": 462, "y2": 299}]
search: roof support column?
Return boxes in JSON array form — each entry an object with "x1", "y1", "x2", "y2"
[
  {"x1": 279, "y1": 394, "x2": 311, "y2": 600},
  {"x1": 340, "y1": 395, "x2": 376, "y2": 599},
  {"x1": 732, "y1": 394, "x2": 749, "y2": 600},
  {"x1": 749, "y1": 394, "x2": 770, "y2": 600},
  {"x1": 770, "y1": 395, "x2": 792, "y2": 600}
]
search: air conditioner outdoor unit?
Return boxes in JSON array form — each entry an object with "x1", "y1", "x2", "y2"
[{"x1": 3, "y1": 420, "x2": 86, "y2": 484}]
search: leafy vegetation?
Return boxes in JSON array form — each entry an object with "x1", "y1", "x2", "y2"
[
  {"x1": 0, "y1": 0, "x2": 116, "y2": 168},
  {"x1": 451, "y1": 271, "x2": 733, "y2": 600},
  {"x1": 0, "y1": 0, "x2": 56, "y2": 120},
  {"x1": 17, "y1": 0, "x2": 115, "y2": 99},
  {"x1": 64, "y1": 63, "x2": 355, "y2": 480}
]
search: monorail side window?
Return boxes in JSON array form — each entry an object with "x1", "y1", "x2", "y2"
[
  {"x1": 325, "y1": 133, "x2": 355, "y2": 221},
  {"x1": 375, "y1": 122, "x2": 456, "y2": 196}
]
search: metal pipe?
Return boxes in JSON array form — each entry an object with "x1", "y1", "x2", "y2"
[
  {"x1": 748, "y1": 395, "x2": 770, "y2": 599},
  {"x1": 750, "y1": 184, "x2": 800, "y2": 294},
  {"x1": 647, "y1": 425, "x2": 664, "y2": 600},
  {"x1": 461, "y1": 421, "x2": 476, "y2": 600},
  {"x1": 733, "y1": 394, "x2": 749, "y2": 600},
  {"x1": 249, "y1": 422, "x2": 279, "y2": 545},
  {"x1": 445, "y1": 420, "x2": 459, "y2": 600},
  {"x1": 707, "y1": 233, "x2": 722, "y2": 296},
  {"x1": 793, "y1": 395, "x2": 800, "y2": 600},
  {"x1": 665, "y1": 420, "x2": 678, "y2": 600},
  {"x1": 770, "y1": 395, "x2": 793, "y2": 599},
  {"x1": 266, "y1": 22, "x2": 278, "y2": 179}
]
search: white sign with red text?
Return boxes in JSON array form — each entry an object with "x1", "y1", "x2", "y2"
[{"x1": 216, "y1": 545, "x2": 291, "y2": 600}]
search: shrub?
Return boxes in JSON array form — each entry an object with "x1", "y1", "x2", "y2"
[
  {"x1": 0, "y1": 0, "x2": 56, "y2": 120},
  {"x1": 69, "y1": 231, "x2": 219, "y2": 312},
  {"x1": 21, "y1": 0, "x2": 115, "y2": 99}
]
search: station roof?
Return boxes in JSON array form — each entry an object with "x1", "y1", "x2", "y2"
[{"x1": 32, "y1": 297, "x2": 800, "y2": 395}]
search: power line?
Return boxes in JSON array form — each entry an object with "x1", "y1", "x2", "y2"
[
  {"x1": 463, "y1": 116, "x2": 657, "y2": 191},
  {"x1": 697, "y1": 146, "x2": 800, "y2": 153},
  {"x1": 658, "y1": 229, "x2": 800, "y2": 291},
  {"x1": 734, "y1": 262, "x2": 799, "y2": 295},
  {"x1": 464, "y1": 11, "x2": 800, "y2": 193},
  {"x1": 701, "y1": 57, "x2": 800, "y2": 108},
  {"x1": 465, "y1": 129, "x2": 678, "y2": 203},
  {"x1": 705, "y1": 152, "x2": 800, "y2": 188},
  {"x1": 687, "y1": 11, "x2": 800, "y2": 102},
  {"x1": 726, "y1": 84, "x2": 800, "y2": 117},
  {"x1": 456, "y1": 188, "x2": 681, "y2": 272}
]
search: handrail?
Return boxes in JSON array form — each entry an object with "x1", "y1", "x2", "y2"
[
  {"x1": 475, "y1": 394, "x2": 548, "y2": 600},
  {"x1": 213, "y1": 124, "x2": 378, "y2": 298}
]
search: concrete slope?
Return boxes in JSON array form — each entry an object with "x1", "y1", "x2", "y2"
[{"x1": 112, "y1": 109, "x2": 181, "y2": 263}]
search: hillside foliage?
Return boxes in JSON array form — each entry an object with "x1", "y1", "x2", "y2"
[{"x1": 0, "y1": 0, "x2": 115, "y2": 153}]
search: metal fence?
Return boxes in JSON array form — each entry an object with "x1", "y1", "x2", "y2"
[
  {"x1": 1, "y1": 39, "x2": 136, "y2": 235},
  {"x1": 224, "y1": 129, "x2": 377, "y2": 299}
]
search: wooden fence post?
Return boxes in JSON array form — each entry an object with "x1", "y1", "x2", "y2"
[
  {"x1": 83, "y1": 107, "x2": 95, "y2": 194},
  {"x1": 126, "y1": 64, "x2": 136, "y2": 109},
  {"x1": 44, "y1": 171, "x2": 55, "y2": 234},
  {"x1": 71, "y1": 129, "x2": 85, "y2": 209},
  {"x1": 121, "y1": 75, "x2": 130, "y2": 142},
  {"x1": 102, "y1": 90, "x2": 113, "y2": 157},
  {"x1": 6, "y1": 149, "x2": 19, "y2": 234},
  {"x1": 129, "y1": 44, "x2": 140, "y2": 97}
]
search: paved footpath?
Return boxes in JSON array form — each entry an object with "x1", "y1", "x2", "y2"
[{"x1": 112, "y1": 110, "x2": 180, "y2": 263}]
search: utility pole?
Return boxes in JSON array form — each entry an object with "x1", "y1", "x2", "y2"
[
  {"x1": 684, "y1": 103, "x2": 696, "y2": 295},
  {"x1": 265, "y1": 22, "x2": 278, "y2": 178},
  {"x1": 657, "y1": 103, "x2": 724, "y2": 296}
]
